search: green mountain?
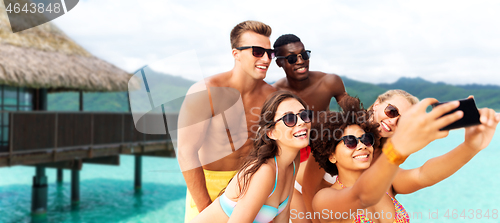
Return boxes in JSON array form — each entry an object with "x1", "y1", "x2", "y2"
[
  {"x1": 48, "y1": 74, "x2": 500, "y2": 112},
  {"x1": 334, "y1": 78, "x2": 388, "y2": 109},
  {"x1": 373, "y1": 77, "x2": 500, "y2": 110},
  {"x1": 332, "y1": 76, "x2": 500, "y2": 111}
]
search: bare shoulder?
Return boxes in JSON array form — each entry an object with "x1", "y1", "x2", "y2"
[
  {"x1": 260, "y1": 81, "x2": 277, "y2": 96},
  {"x1": 313, "y1": 71, "x2": 343, "y2": 86},
  {"x1": 256, "y1": 161, "x2": 276, "y2": 178},
  {"x1": 238, "y1": 160, "x2": 276, "y2": 180},
  {"x1": 315, "y1": 187, "x2": 339, "y2": 197},
  {"x1": 185, "y1": 72, "x2": 228, "y2": 93},
  {"x1": 312, "y1": 71, "x2": 346, "y2": 97},
  {"x1": 203, "y1": 71, "x2": 232, "y2": 88},
  {"x1": 272, "y1": 77, "x2": 288, "y2": 89},
  {"x1": 183, "y1": 72, "x2": 233, "y2": 111},
  {"x1": 312, "y1": 187, "x2": 339, "y2": 209},
  {"x1": 236, "y1": 160, "x2": 276, "y2": 195}
]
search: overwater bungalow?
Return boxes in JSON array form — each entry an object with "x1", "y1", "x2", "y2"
[{"x1": 0, "y1": 3, "x2": 174, "y2": 216}]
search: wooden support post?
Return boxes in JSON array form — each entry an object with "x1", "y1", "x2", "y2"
[
  {"x1": 71, "y1": 168, "x2": 80, "y2": 204},
  {"x1": 79, "y1": 91, "x2": 83, "y2": 111},
  {"x1": 31, "y1": 166, "x2": 47, "y2": 216},
  {"x1": 126, "y1": 91, "x2": 131, "y2": 112},
  {"x1": 57, "y1": 168, "x2": 63, "y2": 183},
  {"x1": 134, "y1": 154, "x2": 142, "y2": 191},
  {"x1": 40, "y1": 89, "x2": 48, "y2": 111}
]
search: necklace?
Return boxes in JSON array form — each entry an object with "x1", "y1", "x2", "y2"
[{"x1": 336, "y1": 177, "x2": 347, "y2": 189}]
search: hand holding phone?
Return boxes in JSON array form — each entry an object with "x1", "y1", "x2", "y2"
[{"x1": 431, "y1": 98, "x2": 481, "y2": 131}]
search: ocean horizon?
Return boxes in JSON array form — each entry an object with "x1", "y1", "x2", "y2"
[{"x1": 1, "y1": 129, "x2": 499, "y2": 223}]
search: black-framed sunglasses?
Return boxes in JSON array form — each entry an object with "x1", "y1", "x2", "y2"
[
  {"x1": 236, "y1": 46, "x2": 275, "y2": 59},
  {"x1": 339, "y1": 133, "x2": 374, "y2": 149},
  {"x1": 271, "y1": 110, "x2": 312, "y2": 127},
  {"x1": 384, "y1": 104, "x2": 400, "y2": 119},
  {"x1": 276, "y1": 50, "x2": 311, "y2": 64}
]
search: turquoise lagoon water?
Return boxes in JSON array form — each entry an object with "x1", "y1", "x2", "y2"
[{"x1": 1, "y1": 130, "x2": 499, "y2": 223}]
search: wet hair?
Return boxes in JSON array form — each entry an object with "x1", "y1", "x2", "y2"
[
  {"x1": 230, "y1": 20, "x2": 272, "y2": 49},
  {"x1": 273, "y1": 34, "x2": 301, "y2": 52},
  {"x1": 311, "y1": 96, "x2": 380, "y2": 176},
  {"x1": 235, "y1": 91, "x2": 307, "y2": 197},
  {"x1": 367, "y1": 89, "x2": 419, "y2": 112}
]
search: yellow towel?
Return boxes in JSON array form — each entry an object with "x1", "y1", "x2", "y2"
[{"x1": 184, "y1": 169, "x2": 237, "y2": 223}]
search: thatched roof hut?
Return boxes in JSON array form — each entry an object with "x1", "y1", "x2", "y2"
[{"x1": 0, "y1": 0, "x2": 133, "y2": 92}]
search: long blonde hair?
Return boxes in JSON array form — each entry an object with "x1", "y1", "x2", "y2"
[{"x1": 367, "y1": 89, "x2": 419, "y2": 112}]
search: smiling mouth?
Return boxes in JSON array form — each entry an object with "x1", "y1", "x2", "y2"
[
  {"x1": 256, "y1": 65, "x2": 268, "y2": 70},
  {"x1": 293, "y1": 130, "x2": 307, "y2": 138},
  {"x1": 295, "y1": 67, "x2": 307, "y2": 72},
  {"x1": 381, "y1": 121, "x2": 391, "y2": 132},
  {"x1": 353, "y1": 154, "x2": 369, "y2": 160}
]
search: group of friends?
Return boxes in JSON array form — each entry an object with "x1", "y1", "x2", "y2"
[{"x1": 176, "y1": 20, "x2": 500, "y2": 223}]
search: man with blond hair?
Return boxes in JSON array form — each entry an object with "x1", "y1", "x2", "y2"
[{"x1": 178, "y1": 20, "x2": 276, "y2": 222}]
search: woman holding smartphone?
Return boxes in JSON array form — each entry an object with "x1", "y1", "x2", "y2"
[
  {"x1": 308, "y1": 96, "x2": 499, "y2": 222},
  {"x1": 302, "y1": 90, "x2": 499, "y2": 221}
]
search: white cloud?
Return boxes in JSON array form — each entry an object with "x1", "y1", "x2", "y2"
[
  {"x1": 53, "y1": 0, "x2": 500, "y2": 85},
  {"x1": 148, "y1": 50, "x2": 204, "y2": 82}
]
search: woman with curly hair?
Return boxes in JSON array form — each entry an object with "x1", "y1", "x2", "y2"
[
  {"x1": 191, "y1": 91, "x2": 312, "y2": 223},
  {"x1": 308, "y1": 96, "x2": 499, "y2": 222},
  {"x1": 302, "y1": 90, "x2": 418, "y2": 219}
]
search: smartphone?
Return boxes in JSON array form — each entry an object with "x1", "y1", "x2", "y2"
[{"x1": 431, "y1": 98, "x2": 481, "y2": 131}]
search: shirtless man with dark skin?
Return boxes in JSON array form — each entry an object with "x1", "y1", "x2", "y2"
[
  {"x1": 273, "y1": 34, "x2": 347, "y2": 223},
  {"x1": 178, "y1": 21, "x2": 276, "y2": 222}
]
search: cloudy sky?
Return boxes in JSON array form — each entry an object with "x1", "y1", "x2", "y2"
[{"x1": 53, "y1": 0, "x2": 500, "y2": 85}]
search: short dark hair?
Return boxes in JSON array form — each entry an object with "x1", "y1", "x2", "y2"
[{"x1": 273, "y1": 34, "x2": 301, "y2": 49}]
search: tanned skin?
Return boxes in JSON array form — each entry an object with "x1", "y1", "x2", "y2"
[
  {"x1": 273, "y1": 42, "x2": 346, "y2": 112},
  {"x1": 179, "y1": 31, "x2": 276, "y2": 214},
  {"x1": 273, "y1": 40, "x2": 347, "y2": 223}
]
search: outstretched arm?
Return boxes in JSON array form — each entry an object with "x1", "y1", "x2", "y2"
[
  {"x1": 313, "y1": 98, "x2": 463, "y2": 215},
  {"x1": 393, "y1": 106, "x2": 500, "y2": 194},
  {"x1": 313, "y1": 147, "x2": 402, "y2": 215}
]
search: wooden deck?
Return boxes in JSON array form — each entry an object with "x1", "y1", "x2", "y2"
[{"x1": 0, "y1": 111, "x2": 177, "y2": 168}]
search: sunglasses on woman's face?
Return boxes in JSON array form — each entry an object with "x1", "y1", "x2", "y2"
[
  {"x1": 384, "y1": 104, "x2": 400, "y2": 119},
  {"x1": 339, "y1": 133, "x2": 374, "y2": 149},
  {"x1": 236, "y1": 46, "x2": 275, "y2": 59},
  {"x1": 272, "y1": 110, "x2": 312, "y2": 127},
  {"x1": 276, "y1": 50, "x2": 311, "y2": 64}
]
